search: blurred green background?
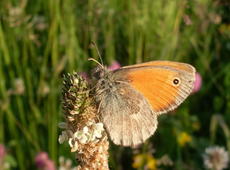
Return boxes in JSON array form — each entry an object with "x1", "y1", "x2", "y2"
[{"x1": 0, "y1": 0, "x2": 230, "y2": 169}]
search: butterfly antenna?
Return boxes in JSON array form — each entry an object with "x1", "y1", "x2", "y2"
[
  {"x1": 88, "y1": 58, "x2": 104, "y2": 68},
  {"x1": 90, "y1": 41, "x2": 104, "y2": 66}
]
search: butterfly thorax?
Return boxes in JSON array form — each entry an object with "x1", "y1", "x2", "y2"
[{"x1": 92, "y1": 67, "x2": 119, "y2": 104}]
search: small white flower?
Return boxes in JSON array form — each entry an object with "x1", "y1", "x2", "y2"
[
  {"x1": 71, "y1": 143, "x2": 78, "y2": 152},
  {"x1": 94, "y1": 123, "x2": 104, "y2": 132},
  {"x1": 92, "y1": 129, "x2": 102, "y2": 139},
  {"x1": 203, "y1": 146, "x2": 229, "y2": 170},
  {"x1": 82, "y1": 126, "x2": 89, "y2": 133},
  {"x1": 78, "y1": 134, "x2": 89, "y2": 144},
  {"x1": 73, "y1": 127, "x2": 90, "y2": 144},
  {"x1": 59, "y1": 131, "x2": 69, "y2": 144},
  {"x1": 66, "y1": 159, "x2": 72, "y2": 167},
  {"x1": 59, "y1": 156, "x2": 65, "y2": 164},
  {"x1": 68, "y1": 138, "x2": 74, "y2": 147},
  {"x1": 92, "y1": 123, "x2": 104, "y2": 139},
  {"x1": 84, "y1": 123, "x2": 104, "y2": 141},
  {"x1": 68, "y1": 138, "x2": 78, "y2": 152}
]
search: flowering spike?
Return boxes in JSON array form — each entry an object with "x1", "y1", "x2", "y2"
[{"x1": 60, "y1": 72, "x2": 109, "y2": 170}]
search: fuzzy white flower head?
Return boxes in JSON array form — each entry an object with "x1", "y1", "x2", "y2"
[{"x1": 203, "y1": 146, "x2": 229, "y2": 170}]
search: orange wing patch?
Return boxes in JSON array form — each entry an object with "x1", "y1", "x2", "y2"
[
  {"x1": 124, "y1": 67, "x2": 194, "y2": 114},
  {"x1": 123, "y1": 61, "x2": 195, "y2": 73}
]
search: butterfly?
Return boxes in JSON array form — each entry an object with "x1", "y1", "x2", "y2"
[{"x1": 91, "y1": 60, "x2": 196, "y2": 146}]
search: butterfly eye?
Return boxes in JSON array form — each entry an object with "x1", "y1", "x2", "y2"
[{"x1": 172, "y1": 78, "x2": 180, "y2": 86}]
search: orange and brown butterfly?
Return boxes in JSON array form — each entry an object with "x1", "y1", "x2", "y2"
[{"x1": 91, "y1": 60, "x2": 196, "y2": 147}]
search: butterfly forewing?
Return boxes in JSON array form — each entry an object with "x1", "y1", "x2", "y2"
[{"x1": 114, "y1": 63, "x2": 195, "y2": 115}]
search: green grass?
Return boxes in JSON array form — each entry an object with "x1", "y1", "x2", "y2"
[{"x1": 0, "y1": 0, "x2": 229, "y2": 169}]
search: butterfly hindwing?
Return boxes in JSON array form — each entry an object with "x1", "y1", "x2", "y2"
[{"x1": 99, "y1": 82, "x2": 158, "y2": 146}]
